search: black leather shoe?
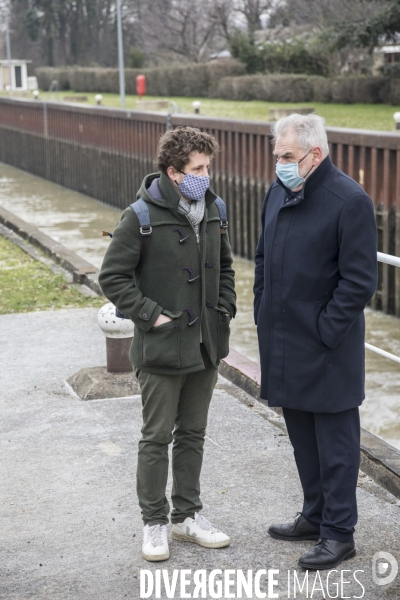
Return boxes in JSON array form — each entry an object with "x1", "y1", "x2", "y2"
[
  {"x1": 268, "y1": 513, "x2": 320, "y2": 541},
  {"x1": 298, "y1": 538, "x2": 356, "y2": 570}
]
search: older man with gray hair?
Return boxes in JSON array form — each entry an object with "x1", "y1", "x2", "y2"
[{"x1": 254, "y1": 114, "x2": 377, "y2": 570}]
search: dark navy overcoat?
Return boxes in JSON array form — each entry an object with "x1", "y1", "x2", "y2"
[{"x1": 254, "y1": 157, "x2": 377, "y2": 413}]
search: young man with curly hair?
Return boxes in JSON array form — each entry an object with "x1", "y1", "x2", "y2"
[{"x1": 99, "y1": 126, "x2": 236, "y2": 561}]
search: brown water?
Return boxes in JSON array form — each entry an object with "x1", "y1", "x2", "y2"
[{"x1": 1, "y1": 163, "x2": 399, "y2": 449}]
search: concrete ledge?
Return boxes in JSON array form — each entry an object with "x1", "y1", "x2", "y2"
[
  {"x1": 360, "y1": 429, "x2": 400, "y2": 499},
  {"x1": 0, "y1": 206, "x2": 102, "y2": 296},
  {"x1": 220, "y1": 348, "x2": 400, "y2": 499}
]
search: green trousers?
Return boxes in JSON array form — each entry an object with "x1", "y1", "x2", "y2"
[{"x1": 136, "y1": 346, "x2": 218, "y2": 526}]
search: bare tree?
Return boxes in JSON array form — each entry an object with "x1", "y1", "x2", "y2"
[
  {"x1": 134, "y1": 0, "x2": 227, "y2": 63},
  {"x1": 211, "y1": 0, "x2": 236, "y2": 40},
  {"x1": 0, "y1": 0, "x2": 8, "y2": 57},
  {"x1": 234, "y1": 0, "x2": 282, "y2": 34},
  {"x1": 5, "y1": 0, "x2": 139, "y2": 67},
  {"x1": 166, "y1": 0, "x2": 222, "y2": 62},
  {"x1": 8, "y1": 0, "x2": 385, "y2": 70},
  {"x1": 268, "y1": 0, "x2": 387, "y2": 30}
]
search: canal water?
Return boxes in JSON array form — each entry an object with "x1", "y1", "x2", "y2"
[{"x1": 1, "y1": 162, "x2": 399, "y2": 449}]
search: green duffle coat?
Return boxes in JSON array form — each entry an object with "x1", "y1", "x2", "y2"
[{"x1": 99, "y1": 172, "x2": 236, "y2": 375}]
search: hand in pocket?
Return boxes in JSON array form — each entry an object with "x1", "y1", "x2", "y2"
[{"x1": 153, "y1": 314, "x2": 172, "y2": 327}]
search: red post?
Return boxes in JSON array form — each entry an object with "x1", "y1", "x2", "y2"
[{"x1": 136, "y1": 75, "x2": 146, "y2": 101}]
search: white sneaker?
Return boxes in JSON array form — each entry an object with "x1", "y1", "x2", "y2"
[
  {"x1": 142, "y1": 524, "x2": 169, "y2": 561},
  {"x1": 171, "y1": 512, "x2": 230, "y2": 549}
]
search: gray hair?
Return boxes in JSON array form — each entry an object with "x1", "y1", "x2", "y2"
[{"x1": 271, "y1": 113, "x2": 329, "y2": 157}]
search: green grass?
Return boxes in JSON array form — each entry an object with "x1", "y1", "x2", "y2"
[
  {"x1": 47, "y1": 90, "x2": 400, "y2": 131},
  {"x1": 2, "y1": 89, "x2": 400, "y2": 130},
  {"x1": 0, "y1": 235, "x2": 104, "y2": 315}
]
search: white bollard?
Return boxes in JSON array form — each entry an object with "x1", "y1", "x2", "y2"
[
  {"x1": 97, "y1": 303, "x2": 135, "y2": 372},
  {"x1": 192, "y1": 100, "x2": 201, "y2": 114}
]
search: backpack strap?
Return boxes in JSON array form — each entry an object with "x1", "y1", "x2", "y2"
[
  {"x1": 214, "y1": 196, "x2": 228, "y2": 234},
  {"x1": 130, "y1": 198, "x2": 152, "y2": 236},
  {"x1": 112, "y1": 198, "x2": 152, "y2": 320},
  {"x1": 102, "y1": 198, "x2": 152, "y2": 239},
  {"x1": 130, "y1": 198, "x2": 152, "y2": 283}
]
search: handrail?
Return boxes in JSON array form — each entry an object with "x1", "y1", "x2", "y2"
[
  {"x1": 377, "y1": 252, "x2": 400, "y2": 268},
  {"x1": 365, "y1": 253, "x2": 400, "y2": 364},
  {"x1": 365, "y1": 343, "x2": 400, "y2": 365}
]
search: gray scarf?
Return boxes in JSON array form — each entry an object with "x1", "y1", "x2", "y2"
[{"x1": 177, "y1": 196, "x2": 205, "y2": 235}]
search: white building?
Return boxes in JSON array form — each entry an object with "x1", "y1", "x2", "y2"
[
  {"x1": 373, "y1": 46, "x2": 400, "y2": 74},
  {"x1": 380, "y1": 45, "x2": 400, "y2": 65},
  {"x1": 0, "y1": 60, "x2": 31, "y2": 91}
]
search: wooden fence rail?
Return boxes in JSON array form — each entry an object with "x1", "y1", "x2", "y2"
[{"x1": 0, "y1": 97, "x2": 399, "y2": 315}]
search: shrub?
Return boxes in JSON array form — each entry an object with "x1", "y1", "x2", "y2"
[
  {"x1": 69, "y1": 68, "x2": 120, "y2": 93},
  {"x1": 35, "y1": 60, "x2": 246, "y2": 98},
  {"x1": 229, "y1": 32, "x2": 331, "y2": 77},
  {"x1": 268, "y1": 40, "x2": 330, "y2": 78},
  {"x1": 36, "y1": 68, "x2": 71, "y2": 91},
  {"x1": 313, "y1": 77, "x2": 391, "y2": 104},
  {"x1": 217, "y1": 74, "x2": 323, "y2": 102},
  {"x1": 35, "y1": 65, "x2": 398, "y2": 105},
  {"x1": 128, "y1": 48, "x2": 145, "y2": 69},
  {"x1": 379, "y1": 63, "x2": 400, "y2": 78},
  {"x1": 217, "y1": 74, "x2": 393, "y2": 104},
  {"x1": 389, "y1": 79, "x2": 400, "y2": 104},
  {"x1": 229, "y1": 32, "x2": 264, "y2": 74}
]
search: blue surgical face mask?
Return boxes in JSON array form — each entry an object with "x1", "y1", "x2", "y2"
[
  {"x1": 275, "y1": 149, "x2": 313, "y2": 190},
  {"x1": 177, "y1": 172, "x2": 210, "y2": 201}
]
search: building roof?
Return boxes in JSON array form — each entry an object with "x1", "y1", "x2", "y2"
[
  {"x1": 0, "y1": 59, "x2": 32, "y2": 65},
  {"x1": 210, "y1": 50, "x2": 232, "y2": 59},
  {"x1": 378, "y1": 46, "x2": 400, "y2": 54}
]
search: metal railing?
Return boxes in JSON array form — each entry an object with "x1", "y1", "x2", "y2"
[
  {"x1": 366, "y1": 252, "x2": 400, "y2": 364},
  {"x1": 0, "y1": 97, "x2": 400, "y2": 315}
]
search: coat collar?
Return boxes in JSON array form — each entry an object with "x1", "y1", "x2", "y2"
[{"x1": 277, "y1": 155, "x2": 334, "y2": 205}]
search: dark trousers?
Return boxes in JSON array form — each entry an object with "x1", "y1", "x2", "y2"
[
  {"x1": 282, "y1": 407, "x2": 360, "y2": 543},
  {"x1": 136, "y1": 345, "x2": 218, "y2": 526}
]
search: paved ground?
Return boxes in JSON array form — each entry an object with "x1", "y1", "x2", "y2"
[{"x1": 1, "y1": 307, "x2": 400, "y2": 600}]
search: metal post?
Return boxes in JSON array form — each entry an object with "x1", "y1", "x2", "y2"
[
  {"x1": 116, "y1": 0, "x2": 125, "y2": 108},
  {"x1": 5, "y1": 2, "x2": 12, "y2": 95}
]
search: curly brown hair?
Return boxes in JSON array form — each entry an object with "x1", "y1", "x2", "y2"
[{"x1": 156, "y1": 126, "x2": 220, "y2": 173}]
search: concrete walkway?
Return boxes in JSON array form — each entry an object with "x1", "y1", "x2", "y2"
[{"x1": 1, "y1": 307, "x2": 400, "y2": 599}]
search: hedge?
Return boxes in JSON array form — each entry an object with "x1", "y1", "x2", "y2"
[
  {"x1": 36, "y1": 68, "x2": 72, "y2": 91},
  {"x1": 35, "y1": 60, "x2": 246, "y2": 98},
  {"x1": 313, "y1": 77, "x2": 392, "y2": 104},
  {"x1": 217, "y1": 74, "x2": 397, "y2": 104},
  {"x1": 35, "y1": 64, "x2": 400, "y2": 105},
  {"x1": 389, "y1": 79, "x2": 400, "y2": 105},
  {"x1": 216, "y1": 74, "x2": 323, "y2": 103}
]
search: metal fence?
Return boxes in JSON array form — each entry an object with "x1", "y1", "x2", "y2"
[{"x1": 0, "y1": 96, "x2": 399, "y2": 315}]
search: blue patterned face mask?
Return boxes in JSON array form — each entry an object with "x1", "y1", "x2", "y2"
[{"x1": 177, "y1": 173, "x2": 210, "y2": 201}]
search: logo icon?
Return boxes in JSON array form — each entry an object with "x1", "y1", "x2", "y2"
[{"x1": 372, "y1": 552, "x2": 398, "y2": 586}]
